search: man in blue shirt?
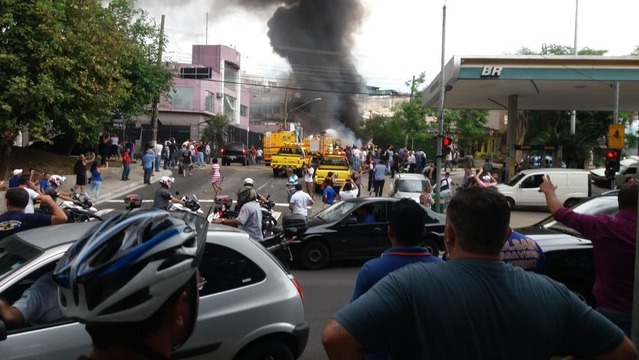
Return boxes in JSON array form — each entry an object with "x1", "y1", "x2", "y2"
[
  {"x1": 372, "y1": 160, "x2": 386, "y2": 197},
  {"x1": 141, "y1": 149, "x2": 156, "y2": 185},
  {"x1": 8, "y1": 169, "x2": 22, "y2": 188},
  {"x1": 355, "y1": 206, "x2": 375, "y2": 224},
  {"x1": 322, "y1": 180, "x2": 337, "y2": 207}
]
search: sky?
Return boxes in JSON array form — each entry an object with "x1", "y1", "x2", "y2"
[{"x1": 136, "y1": 0, "x2": 639, "y2": 93}]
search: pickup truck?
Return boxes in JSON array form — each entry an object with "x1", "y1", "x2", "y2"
[
  {"x1": 314, "y1": 155, "x2": 351, "y2": 192},
  {"x1": 271, "y1": 145, "x2": 312, "y2": 177}
]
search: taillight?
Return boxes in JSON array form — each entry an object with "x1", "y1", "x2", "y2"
[
  {"x1": 289, "y1": 276, "x2": 304, "y2": 302},
  {"x1": 243, "y1": 149, "x2": 246, "y2": 154},
  {"x1": 220, "y1": 149, "x2": 224, "y2": 154}
]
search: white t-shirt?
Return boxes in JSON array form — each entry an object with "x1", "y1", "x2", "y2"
[
  {"x1": 304, "y1": 167, "x2": 315, "y2": 182},
  {"x1": 339, "y1": 189, "x2": 358, "y2": 200},
  {"x1": 290, "y1": 191, "x2": 313, "y2": 216},
  {"x1": 24, "y1": 188, "x2": 39, "y2": 214},
  {"x1": 155, "y1": 143, "x2": 163, "y2": 155}
]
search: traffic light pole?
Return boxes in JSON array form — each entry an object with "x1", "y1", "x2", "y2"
[{"x1": 434, "y1": 4, "x2": 447, "y2": 213}]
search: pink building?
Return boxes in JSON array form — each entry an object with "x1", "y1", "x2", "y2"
[{"x1": 139, "y1": 45, "x2": 251, "y2": 145}]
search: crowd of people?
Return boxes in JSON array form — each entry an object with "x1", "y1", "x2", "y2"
[{"x1": 0, "y1": 135, "x2": 637, "y2": 359}]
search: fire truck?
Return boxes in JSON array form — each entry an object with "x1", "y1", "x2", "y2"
[{"x1": 262, "y1": 131, "x2": 297, "y2": 165}]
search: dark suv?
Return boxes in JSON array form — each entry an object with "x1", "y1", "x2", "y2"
[{"x1": 220, "y1": 142, "x2": 248, "y2": 166}]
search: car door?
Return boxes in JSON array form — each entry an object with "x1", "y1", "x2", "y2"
[
  {"x1": 517, "y1": 173, "x2": 546, "y2": 205},
  {"x1": 0, "y1": 258, "x2": 91, "y2": 360},
  {"x1": 332, "y1": 201, "x2": 390, "y2": 259}
]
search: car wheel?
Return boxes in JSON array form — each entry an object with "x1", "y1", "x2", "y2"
[
  {"x1": 420, "y1": 237, "x2": 441, "y2": 257},
  {"x1": 553, "y1": 273, "x2": 596, "y2": 307},
  {"x1": 505, "y1": 197, "x2": 515, "y2": 209},
  {"x1": 242, "y1": 157, "x2": 247, "y2": 166},
  {"x1": 563, "y1": 198, "x2": 579, "y2": 208},
  {"x1": 235, "y1": 339, "x2": 294, "y2": 360},
  {"x1": 299, "y1": 241, "x2": 330, "y2": 270},
  {"x1": 315, "y1": 184, "x2": 322, "y2": 194},
  {"x1": 273, "y1": 168, "x2": 279, "y2": 177}
]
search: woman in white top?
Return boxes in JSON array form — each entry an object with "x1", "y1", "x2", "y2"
[{"x1": 304, "y1": 162, "x2": 315, "y2": 197}]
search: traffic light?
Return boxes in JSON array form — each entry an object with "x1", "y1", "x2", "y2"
[
  {"x1": 442, "y1": 137, "x2": 452, "y2": 147},
  {"x1": 604, "y1": 149, "x2": 621, "y2": 179}
]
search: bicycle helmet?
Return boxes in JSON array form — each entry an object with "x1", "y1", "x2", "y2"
[
  {"x1": 50, "y1": 175, "x2": 66, "y2": 187},
  {"x1": 236, "y1": 186, "x2": 257, "y2": 208},
  {"x1": 243, "y1": 178, "x2": 254, "y2": 187},
  {"x1": 159, "y1": 176, "x2": 175, "y2": 188},
  {"x1": 53, "y1": 209, "x2": 207, "y2": 323}
]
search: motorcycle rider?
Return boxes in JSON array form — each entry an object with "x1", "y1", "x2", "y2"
[
  {"x1": 40, "y1": 175, "x2": 74, "y2": 212},
  {"x1": 241, "y1": 178, "x2": 269, "y2": 203},
  {"x1": 152, "y1": 176, "x2": 185, "y2": 210},
  {"x1": 212, "y1": 186, "x2": 263, "y2": 242}
]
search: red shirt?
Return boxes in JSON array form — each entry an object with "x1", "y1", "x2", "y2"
[{"x1": 122, "y1": 151, "x2": 131, "y2": 165}]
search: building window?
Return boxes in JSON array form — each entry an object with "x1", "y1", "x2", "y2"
[
  {"x1": 205, "y1": 92, "x2": 214, "y2": 112},
  {"x1": 240, "y1": 105, "x2": 248, "y2": 117},
  {"x1": 224, "y1": 64, "x2": 238, "y2": 92},
  {"x1": 171, "y1": 87, "x2": 194, "y2": 110},
  {"x1": 224, "y1": 95, "x2": 237, "y2": 120}
]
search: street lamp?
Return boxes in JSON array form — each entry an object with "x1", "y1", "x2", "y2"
[{"x1": 284, "y1": 97, "x2": 322, "y2": 129}]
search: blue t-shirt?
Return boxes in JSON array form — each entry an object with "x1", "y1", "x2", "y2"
[
  {"x1": 39, "y1": 179, "x2": 50, "y2": 193},
  {"x1": 501, "y1": 230, "x2": 546, "y2": 273},
  {"x1": 373, "y1": 164, "x2": 386, "y2": 181},
  {"x1": 351, "y1": 247, "x2": 442, "y2": 301},
  {"x1": 142, "y1": 152, "x2": 155, "y2": 169},
  {"x1": 334, "y1": 259, "x2": 625, "y2": 359},
  {"x1": 357, "y1": 214, "x2": 375, "y2": 223},
  {"x1": 0, "y1": 211, "x2": 52, "y2": 241},
  {"x1": 323, "y1": 186, "x2": 337, "y2": 205},
  {"x1": 90, "y1": 168, "x2": 102, "y2": 182}
]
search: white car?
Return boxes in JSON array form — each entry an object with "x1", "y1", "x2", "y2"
[
  {"x1": 590, "y1": 157, "x2": 638, "y2": 187},
  {"x1": 0, "y1": 222, "x2": 308, "y2": 359},
  {"x1": 389, "y1": 173, "x2": 452, "y2": 203}
]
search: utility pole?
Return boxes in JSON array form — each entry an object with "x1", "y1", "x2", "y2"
[
  {"x1": 434, "y1": 4, "x2": 447, "y2": 212},
  {"x1": 150, "y1": 14, "x2": 165, "y2": 147},
  {"x1": 570, "y1": 0, "x2": 578, "y2": 134}
]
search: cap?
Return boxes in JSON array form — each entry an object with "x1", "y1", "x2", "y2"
[{"x1": 12, "y1": 169, "x2": 22, "y2": 176}]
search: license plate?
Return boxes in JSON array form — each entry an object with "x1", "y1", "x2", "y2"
[{"x1": 229, "y1": 156, "x2": 236, "y2": 160}]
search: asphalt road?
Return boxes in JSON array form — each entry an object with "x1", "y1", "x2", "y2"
[{"x1": 94, "y1": 164, "x2": 603, "y2": 359}]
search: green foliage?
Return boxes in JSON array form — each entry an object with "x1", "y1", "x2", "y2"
[
  {"x1": 444, "y1": 109, "x2": 489, "y2": 153},
  {"x1": 201, "y1": 115, "x2": 230, "y2": 151}
]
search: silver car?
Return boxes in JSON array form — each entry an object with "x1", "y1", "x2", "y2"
[{"x1": 0, "y1": 222, "x2": 308, "y2": 359}]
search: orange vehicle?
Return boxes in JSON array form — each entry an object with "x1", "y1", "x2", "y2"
[{"x1": 262, "y1": 131, "x2": 297, "y2": 165}]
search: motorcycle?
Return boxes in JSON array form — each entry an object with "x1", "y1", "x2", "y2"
[
  {"x1": 207, "y1": 194, "x2": 278, "y2": 239},
  {"x1": 170, "y1": 192, "x2": 204, "y2": 215},
  {"x1": 58, "y1": 191, "x2": 112, "y2": 222}
]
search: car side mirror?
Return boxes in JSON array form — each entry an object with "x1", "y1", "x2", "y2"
[{"x1": 342, "y1": 217, "x2": 358, "y2": 226}]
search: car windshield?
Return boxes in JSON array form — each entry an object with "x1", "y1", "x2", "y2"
[
  {"x1": 314, "y1": 201, "x2": 355, "y2": 222},
  {"x1": 0, "y1": 237, "x2": 42, "y2": 282},
  {"x1": 396, "y1": 179, "x2": 429, "y2": 193},
  {"x1": 538, "y1": 195, "x2": 619, "y2": 235},
  {"x1": 505, "y1": 172, "x2": 526, "y2": 186},
  {"x1": 320, "y1": 157, "x2": 348, "y2": 167}
]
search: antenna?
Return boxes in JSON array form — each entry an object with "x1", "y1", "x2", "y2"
[{"x1": 205, "y1": 12, "x2": 208, "y2": 45}]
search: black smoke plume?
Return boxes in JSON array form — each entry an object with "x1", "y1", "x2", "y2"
[{"x1": 265, "y1": 0, "x2": 365, "y2": 132}]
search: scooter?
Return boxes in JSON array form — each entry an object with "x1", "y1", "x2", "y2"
[
  {"x1": 170, "y1": 192, "x2": 204, "y2": 215},
  {"x1": 58, "y1": 191, "x2": 113, "y2": 222}
]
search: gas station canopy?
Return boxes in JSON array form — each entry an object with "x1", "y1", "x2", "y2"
[{"x1": 422, "y1": 55, "x2": 639, "y2": 112}]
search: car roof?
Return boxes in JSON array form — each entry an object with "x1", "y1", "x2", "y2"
[
  {"x1": 518, "y1": 168, "x2": 588, "y2": 175},
  {"x1": 15, "y1": 222, "x2": 95, "y2": 250},
  {"x1": 394, "y1": 173, "x2": 428, "y2": 180},
  {"x1": 322, "y1": 155, "x2": 347, "y2": 159}
]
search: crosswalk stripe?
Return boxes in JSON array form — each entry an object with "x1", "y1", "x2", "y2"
[{"x1": 102, "y1": 199, "x2": 294, "y2": 209}]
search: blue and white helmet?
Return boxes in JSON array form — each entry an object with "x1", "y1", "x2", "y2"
[{"x1": 53, "y1": 209, "x2": 206, "y2": 323}]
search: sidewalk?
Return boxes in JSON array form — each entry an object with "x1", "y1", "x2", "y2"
[{"x1": 66, "y1": 162, "x2": 172, "y2": 204}]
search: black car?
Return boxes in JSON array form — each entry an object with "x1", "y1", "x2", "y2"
[
  {"x1": 220, "y1": 142, "x2": 248, "y2": 166},
  {"x1": 285, "y1": 197, "x2": 446, "y2": 270},
  {"x1": 28, "y1": 133, "x2": 97, "y2": 156},
  {"x1": 515, "y1": 190, "x2": 619, "y2": 306}
]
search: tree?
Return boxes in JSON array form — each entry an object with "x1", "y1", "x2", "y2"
[
  {"x1": 0, "y1": 0, "x2": 132, "y2": 177},
  {"x1": 201, "y1": 115, "x2": 230, "y2": 152},
  {"x1": 443, "y1": 109, "x2": 489, "y2": 154}
]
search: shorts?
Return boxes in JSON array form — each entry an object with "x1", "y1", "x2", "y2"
[{"x1": 76, "y1": 174, "x2": 87, "y2": 186}]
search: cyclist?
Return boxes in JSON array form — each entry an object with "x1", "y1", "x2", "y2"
[{"x1": 53, "y1": 209, "x2": 207, "y2": 360}]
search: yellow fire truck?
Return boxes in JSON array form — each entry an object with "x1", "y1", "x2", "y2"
[{"x1": 262, "y1": 131, "x2": 297, "y2": 165}]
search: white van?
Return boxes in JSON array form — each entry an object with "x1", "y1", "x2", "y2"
[{"x1": 496, "y1": 168, "x2": 591, "y2": 208}]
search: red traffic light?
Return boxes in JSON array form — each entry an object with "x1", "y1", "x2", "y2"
[
  {"x1": 606, "y1": 150, "x2": 619, "y2": 159},
  {"x1": 442, "y1": 137, "x2": 453, "y2": 147}
]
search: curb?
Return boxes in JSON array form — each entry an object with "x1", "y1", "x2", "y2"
[{"x1": 96, "y1": 169, "x2": 173, "y2": 203}]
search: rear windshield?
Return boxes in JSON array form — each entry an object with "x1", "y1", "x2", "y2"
[
  {"x1": 224, "y1": 143, "x2": 245, "y2": 150},
  {"x1": 278, "y1": 147, "x2": 303, "y2": 155},
  {"x1": 321, "y1": 157, "x2": 348, "y2": 167},
  {"x1": 0, "y1": 237, "x2": 42, "y2": 282}
]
